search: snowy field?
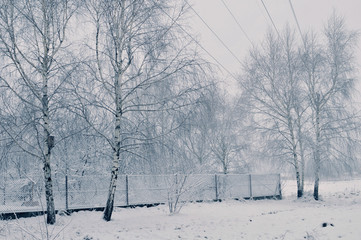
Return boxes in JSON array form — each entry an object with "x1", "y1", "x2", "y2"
[{"x1": 1, "y1": 179, "x2": 361, "y2": 240}]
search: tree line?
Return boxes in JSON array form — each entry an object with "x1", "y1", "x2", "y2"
[
  {"x1": 241, "y1": 15, "x2": 360, "y2": 200},
  {"x1": 0, "y1": 0, "x2": 359, "y2": 224}
]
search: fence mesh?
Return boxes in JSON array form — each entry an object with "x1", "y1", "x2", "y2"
[{"x1": 0, "y1": 173, "x2": 281, "y2": 214}]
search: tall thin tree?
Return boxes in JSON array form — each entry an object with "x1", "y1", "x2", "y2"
[
  {"x1": 0, "y1": 0, "x2": 78, "y2": 224},
  {"x1": 82, "y1": 0, "x2": 206, "y2": 221},
  {"x1": 301, "y1": 14, "x2": 359, "y2": 200}
]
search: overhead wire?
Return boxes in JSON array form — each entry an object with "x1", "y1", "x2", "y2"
[
  {"x1": 219, "y1": 0, "x2": 253, "y2": 45},
  {"x1": 255, "y1": 0, "x2": 270, "y2": 24},
  {"x1": 288, "y1": 0, "x2": 306, "y2": 48},
  {"x1": 155, "y1": 3, "x2": 239, "y2": 81},
  {"x1": 259, "y1": 0, "x2": 282, "y2": 39},
  {"x1": 184, "y1": 0, "x2": 243, "y2": 65}
]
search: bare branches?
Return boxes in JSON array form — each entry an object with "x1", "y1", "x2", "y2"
[{"x1": 242, "y1": 13, "x2": 360, "y2": 199}]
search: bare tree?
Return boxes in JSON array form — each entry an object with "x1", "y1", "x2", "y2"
[
  {"x1": 242, "y1": 14, "x2": 359, "y2": 200},
  {"x1": 81, "y1": 0, "x2": 207, "y2": 221},
  {"x1": 177, "y1": 88, "x2": 217, "y2": 172},
  {"x1": 0, "y1": 0, "x2": 79, "y2": 224},
  {"x1": 210, "y1": 93, "x2": 247, "y2": 174},
  {"x1": 301, "y1": 14, "x2": 359, "y2": 200},
  {"x1": 241, "y1": 28, "x2": 307, "y2": 197}
]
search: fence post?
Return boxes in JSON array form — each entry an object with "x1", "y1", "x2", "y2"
[
  {"x1": 175, "y1": 174, "x2": 178, "y2": 196},
  {"x1": 278, "y1": 174, "x2": 282, "y2": 199},
  {"x1": 214, "y1": 174, "x2": 218, "y2": 201},
  {"x1": 249, "y1": 174, "x2": 252, "y2": 199},
  {"x1": 125, "y1": 175, "x2": 129, "y2": 206},
  {"x1": 3, "y1": 174, "x2": 6, "y2": 205}
]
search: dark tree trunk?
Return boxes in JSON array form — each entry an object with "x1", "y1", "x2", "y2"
[{"x1": 103, "y1": 172, "x2": 118, "y2": 221}]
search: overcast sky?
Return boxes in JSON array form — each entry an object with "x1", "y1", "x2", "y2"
[{"x1": 187, "y1": 0, "x2": 361, "y2": 97}]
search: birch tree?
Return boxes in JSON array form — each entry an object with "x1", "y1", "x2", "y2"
[
  {"x1": 81, "y1": 0, "x2": 207, "y2": 221},
  {"x1": 242, "y1": 28, "x2": 307, "y2": 197},
  {"x1": 0, "y1": 0, "x2": 78, "y2": 224},
  {"x1": 301, "y1": 14, "x2": 359, "y2": 200}
]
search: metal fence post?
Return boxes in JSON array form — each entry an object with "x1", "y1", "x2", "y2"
[
  {"x1": 278, "y1": 174, "x2": 282, "y2": 199},
  {"x1": 214, "y1": 174, "x2": 218, "y2": 201},
  {"x1": 2, "y1": 185, "x2": 5, "y2": 205},
  {"x1": 126, "y1": 175, "x2": 129, "y2": 206},
  {"x1": 175, "y1": 174, "x2": 178, "y2": 196},
  {"x1": 249, "y1": 174, "x2": 252, "y2": 199}
]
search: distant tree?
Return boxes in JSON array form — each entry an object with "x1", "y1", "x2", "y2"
[
  {"x1": 242, "y1": 14, "x2": 359, "y2": 200},
  {"x1": 178, "y1": 88, "x2": 217, "y2": 172},
  {"x1": 241, "y1": 28, "x2": 307, "y2": 197},
  {"x1": 210, "y1": 93, "x2": 246, "y2": 174},
  {"x1": 300, "y1": 14, "x2": 359, "y2": 200}
]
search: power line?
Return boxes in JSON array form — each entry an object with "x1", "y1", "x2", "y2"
[
  {"x1": 220, "y1": 0, "x2": 253, "y2": 45},
  {"x1": 155, "y1": 3, "x2": 239, "y2": 81},
  {"x1": 184, "y1": 0, "x2": 243, "y2": 65},
  {"x1": 259, "y1": 0, "x2": 281, "y2": 39},
  {"x1": 255, "y1": 0, "x2": 270, "y2": 24},
  {"x1": 288, "y1": 0, "x2": 306, "y2": 48}
]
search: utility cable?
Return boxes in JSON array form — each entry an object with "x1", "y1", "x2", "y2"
[
  {"x1": 220, "y1": 0, "x2": 253, "y2": 45},
  {"x1": 184, "y1": 0, "x2": 243, "y2": 65},
  {"x1": 288, "y1": 0, "x2": 306, "y2": 48},
  {"x1": 155, "y1": 3, "x2": 239, "y2": 81},
  {"x1": 259, "y1": 0, "x2": 281, "y2": 39}
]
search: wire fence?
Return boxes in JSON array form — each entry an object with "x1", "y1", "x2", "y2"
[{"x1": 0, "y1": 173, "x2": 281, "y2": 213}]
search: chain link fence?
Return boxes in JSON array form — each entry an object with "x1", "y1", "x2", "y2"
[{"x1": 0, "y1": 173, "x2": 281, "y2": 214}]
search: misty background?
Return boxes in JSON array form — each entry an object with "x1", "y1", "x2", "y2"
[{"x1": 0, "y1": 0, "x2": 360, "y2": 223}]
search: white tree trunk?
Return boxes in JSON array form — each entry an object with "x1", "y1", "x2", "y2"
[
  {"x1": 104, "y1": 75, "x2": 123, "y2": 221},
  {"x1": 313, "y1": 104, "x2": 321, "y2": 200},
  {"x1": 41, "y1": 79, "x2": 56, "y2": 224},
  {"x1": 103, "y1": 116, "x2": 121, "y2": 221},
  {"x1": 41, "y1": 8, "x2": 56, "y2": 223}
]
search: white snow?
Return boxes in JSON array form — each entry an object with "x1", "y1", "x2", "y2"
[{"x1": 1, "y1": 179, "x2": 361, "y2": 239}]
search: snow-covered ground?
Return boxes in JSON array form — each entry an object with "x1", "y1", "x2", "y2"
[{"x1": 1, "y1": 179, "x2": 361, "y2": 239}]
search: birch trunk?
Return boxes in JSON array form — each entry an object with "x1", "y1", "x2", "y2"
[
  {"x1": 294, "y1": 117, "x2": 305, "y2": 198},
  {"x1": 42, "y1": 82, "x2": 56, "y2": 224},
  {"x1": 41, "y1": 0, "x2": 56, "y2": 224},
  {"x1": 288, "y1": 114, "x2": 303, "y2": 198},
  {"x1": 103, "y1": 68, "x2": 123, "y2": 221},
  {"x1": 296, "y1": 113, "x2": 305, "y2": 198},
  {"x1": 299, "y1": 137, "x2": 305, "y2": 198},
  {"x1": 313, "y1": 102, "x2": 321, "y2": 200},
  {"x1": 293, "y1": 152, "x2": 302, "y2": 198},
  {"x1": 103, "y1": 103, "x2": 122, "y2": 221}
]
